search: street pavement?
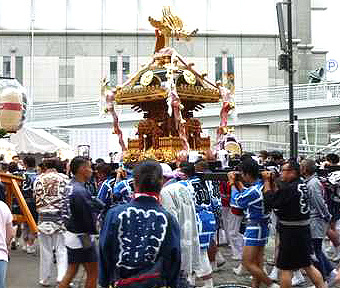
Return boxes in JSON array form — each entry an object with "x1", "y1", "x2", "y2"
[{"x1": 6, "y1": 239, "x2": 316, "y2": 288}]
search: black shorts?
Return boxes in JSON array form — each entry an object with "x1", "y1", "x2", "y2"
[
  {"x1": 328, "y1": 201, "x2": 340, "y2": 222},
  {"x1": 67, "y1": 246, "x2": 98, "y2": 264},
  {"x1": 27, "y1": 200, "x2": 38, "y2": 222},
  {"x1": 277, "y1": 224, "x2": 312, "y2": 270}
]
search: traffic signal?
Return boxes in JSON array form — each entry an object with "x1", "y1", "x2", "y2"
[{"x1": 278, "y1": 54, "x2": 289, "y2": 71}]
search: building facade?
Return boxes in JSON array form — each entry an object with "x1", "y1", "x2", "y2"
[{"x1": 1, "y1": 0, "x2": 336, "y2": 158}]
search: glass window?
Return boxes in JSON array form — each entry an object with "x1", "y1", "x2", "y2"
[
  {"x1": 59, "y1": 65, "x2": 74, "y2": 78},
  {"x1": 3, "y1": 56, "x2": 11, "y2": 78},
  {"x1": 227, "y1": 55, "x2": 235, "y2": 73},
  {"x1": 225, "y1": 55, "x2": 235, "y2": 91},
  {"x1": 122, "y1": 56, "x2": 130, "y2": 82},
  {"x1": 59, "y1": 84, "x2": 74, "y2": 102},
  {"x1": 110, "y1": 56, "x2": 117, "y2": 86},
  {"x1": 15, "y1": 56, "x2": 23, "y2": 84},
  {"x1": 215, "y1": 56, "x2": 222, "y2": 82}
]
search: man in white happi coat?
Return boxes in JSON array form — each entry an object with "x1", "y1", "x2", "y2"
[{"x1": 160, "y1": 163, "x2": 201, "y2": 288}]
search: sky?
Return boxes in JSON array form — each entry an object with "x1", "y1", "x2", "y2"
[{"x1": 0, "y1": 0, "x2": 339, "y2": 81}]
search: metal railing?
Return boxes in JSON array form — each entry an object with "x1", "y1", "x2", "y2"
[
  {"x1": 28, "y1": 100, "x2": 100, "y2": 121},
  {"x1": 26, "y1": 82, "x2": 340, "y2": 122},
  {"x1": 234, "y1": 82, "x2": 340, "y2": 105},
  {"x1": 241, "y1": 139, "x2": 340, "y2": 158}
]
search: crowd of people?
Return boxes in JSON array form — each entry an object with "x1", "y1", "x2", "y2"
[{"x1": 1, "y1": 150, "x2": 340, "y2": 288}]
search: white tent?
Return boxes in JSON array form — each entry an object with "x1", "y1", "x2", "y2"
[{"x1": 10, "y1": 126, "x2": 73, "y2": 157}]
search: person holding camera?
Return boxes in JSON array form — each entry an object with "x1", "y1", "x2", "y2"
[
  {"x1": 228, "y1": 158, "x2": 277, "y2": 288},
  {"x1": 262, "y1": 159, "x2": 326, "y2": 288}
]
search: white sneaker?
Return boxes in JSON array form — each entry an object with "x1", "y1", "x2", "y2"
[
  {"x1": 269, "y1": 266, "x2": 279, "y2": 281},
  {"x1": 292, "y1": 270, "x2": 306, "y2": 286},
  {"x1": 233, "y1": 263, "x2": 246, "y2": 276},
  {"x1": 26, "y1": 245, "x2": 36, "y2": 254},
  {"x1": 21, "y1": 244, "x2": 27, "y2": 252},
  {"x1": 38, "y1": 280, "x2": 51, "y2": 287}
]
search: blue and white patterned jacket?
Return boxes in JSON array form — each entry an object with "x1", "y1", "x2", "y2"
[
  {"x1": 99, "y1": 196, "x2": 181, "y2": 288},
  {"x1": 232, "y1": 179, "x2": 269, "y2": 223}
]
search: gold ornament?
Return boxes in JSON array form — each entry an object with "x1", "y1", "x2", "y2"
[
  {"x1": 183, "y1": 70, "x2": 196, "y2": 85},
  {"x1": 219, "y1": 126, "x2": 229, "y2": 135},
  {"x1": 227, "y1": 126, "x2": 235, "y2": 134},
  {"x1": 148, "y1": 6, "x2": 198, "y2": 47},
  {"x1": 225, "y1": 141, "x2": 242, "y2": 158},
  {"x1": 140, "y1": 71, "x2": 154, "y2": 86}
]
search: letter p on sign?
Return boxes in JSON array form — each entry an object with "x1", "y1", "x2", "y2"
[{"x1": 327, "y1": 59, "x2": 338, "y2": 73}]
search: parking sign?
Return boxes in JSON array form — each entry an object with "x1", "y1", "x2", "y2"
[{"x1": 327, "y1": 59, "x2": 338, "y2": 73}]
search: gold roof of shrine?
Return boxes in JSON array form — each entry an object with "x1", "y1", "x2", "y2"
[
  {"x1": 113, "y1": 6, "x2": 220, "y2": 106},
  {"x1": 114, "y1": 60, "x2": 220, "y2": 105}
]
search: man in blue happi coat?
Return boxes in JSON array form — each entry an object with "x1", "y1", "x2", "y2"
[{"x1": 99, "y1": 160, "x2": 181, "y2": 288}]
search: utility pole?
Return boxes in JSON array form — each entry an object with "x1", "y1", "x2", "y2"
[
  {"x1": 30, "y1": 0, "x2": 35, "y2": 120},
  {"x1": 277, "y1": 0, "x2": 296, "y2": 159},
  {"x1": 287, "y1": 0, "x2": 296, "y2": 159}
]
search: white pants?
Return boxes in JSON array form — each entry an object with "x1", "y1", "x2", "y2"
[
  {"x1": 195, "y1": 249, "x2": 212, "y2": 278},
  {"x1": 227, "y1": 213, "x2": 244, "y2": 259},
  {"x1": 39, "y1": 231, "x2": 68, "y2": 283},
  {"x1": 220, "y1": 206, "x2": 231, "y2": 244}
]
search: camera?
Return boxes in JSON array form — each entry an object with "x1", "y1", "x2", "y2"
[
  {"x1": 195, "y1": 156, "x2": 280, "y2": 184},
  {"x1": 259, "y1": 164, "x2": 280, "y2": 179},
  {"x1": 195, "y1": 159, "x2": 241, "y2": 181}
]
